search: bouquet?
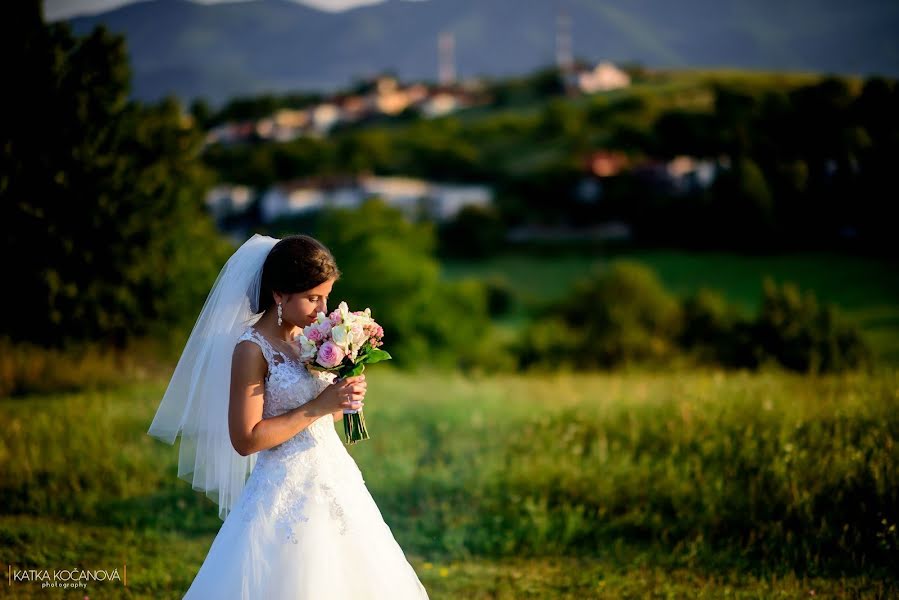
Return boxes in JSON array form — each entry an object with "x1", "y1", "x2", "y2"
[{"x1": 295, "y1": 301, "x2": 391, "y2": 444}]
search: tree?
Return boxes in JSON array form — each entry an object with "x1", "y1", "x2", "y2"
[
  {"x1": 710, "y1": 157, "x2": 775, "y2": 248},
  {"x1": 1, "y1": 2, "x2": 231, "y2": 348}
]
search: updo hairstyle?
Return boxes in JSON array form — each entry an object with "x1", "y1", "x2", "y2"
[{"x1": 256, "y1": 234, "x2": 341, "y2": 314}]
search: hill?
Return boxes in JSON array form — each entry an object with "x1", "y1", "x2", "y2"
[{"x1": 67, "y1": 0, "x2": 899, "y2": 104}]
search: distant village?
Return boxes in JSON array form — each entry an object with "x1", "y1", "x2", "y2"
[
  {"x1": 203, "y1": 59, "x2": 724, "y2": 242},
  {"x1": 204, "y1": 61, "x2": 634, "y2": 145}
]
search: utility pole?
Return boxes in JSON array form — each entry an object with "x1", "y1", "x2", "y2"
[
  {"x1": 438, "y1": 31, "x2": 456, "y2": 86},
  {"x1": 556, "y1": 8, "x2": 573, "y2": 74}
]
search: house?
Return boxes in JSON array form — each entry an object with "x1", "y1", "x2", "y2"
[
  {"x1": 632, "y1": 155, "x2": 720, "y2": 195},
  {"x1": 425, "y1": 183, "x2": 493, "y2": 221},
  {"x1": 205, "y1": 121, "x2": 257, "y2": 145},
  {"x1": 259, "y1": 174, "x2": 494, "y2": 223},
  {"x1": 205, "y1": 184, "x2": 254, "y2": 221},
  {"x1": 419, "y1": 92, "x2": 459, "y2": 118},
  {"x1": 336, "y1": 94, "x2": 369, "y2": 123},
  {"x1": 309, "y1": 103, "x2": 341, "y2": 134},
  {"x1": 358, "y1": 175, "x2": 431, "y2": 219},
  {"x1": 667, "y1": 156, "x2": 717, "y2": 192},
  {"x1": 586, "y1": 150, "x2": 631, "y2": 177},
  {"x1": 260, "y1": 181, "x2": 329, "y2": 223},
  {"x1": 574, "y1": 61, "x2": 631, "y2": 94},
  {"x1": 371, "y1": 78, "x2": 415, "y2": 115},
  {"x1": 255, "y1": 108, "x2": 311, "y2": 142}
]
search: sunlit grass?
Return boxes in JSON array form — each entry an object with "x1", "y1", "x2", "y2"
[{"x1": 1, "y1": 368, "x2": 897, "y2": 597}]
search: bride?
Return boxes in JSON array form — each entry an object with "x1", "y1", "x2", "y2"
[{"x1": 147, "y1": 233, "x2": 429, "y2": 599}]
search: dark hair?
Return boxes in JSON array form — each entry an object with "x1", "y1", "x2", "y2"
[{"x1": 256, "y1": 234, "x2": 341, "y2": 314}]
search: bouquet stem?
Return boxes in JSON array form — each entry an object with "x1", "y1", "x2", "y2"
[{"x1": 343, "y1": 408, "x2": 370, "y2": 445}]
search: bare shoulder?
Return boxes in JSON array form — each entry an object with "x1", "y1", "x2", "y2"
[{"x1": 232, "y1": 339, "x2": 267, "y2": 381}]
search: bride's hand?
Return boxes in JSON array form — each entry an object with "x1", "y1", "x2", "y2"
[{"x1": 314, "y1": 374, "x2": 367, "y2": 414}]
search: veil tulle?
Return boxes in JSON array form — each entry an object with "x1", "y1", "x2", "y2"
[{"x1": 148, "y1": 233, "x2": 279, "y2": 520}]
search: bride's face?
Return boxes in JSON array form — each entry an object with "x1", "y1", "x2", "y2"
[{"x1": 277, "y1": 277, "x2": 336, "y2": 328}]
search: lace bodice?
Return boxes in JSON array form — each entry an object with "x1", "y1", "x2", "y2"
[
  {"x1": 233, "y1": 326, "x2": 363, "y2": 544},
  {"x1": 236, "y1": 326, "x2": 336, "y2": 420}
]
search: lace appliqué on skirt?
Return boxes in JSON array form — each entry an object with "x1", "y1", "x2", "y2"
[
  {"x1": 238, "y1": 426, "x2": 353, "y2": 544},
  {"x1": 234, "y1": 327, "x2": 350, "y2": 545}
]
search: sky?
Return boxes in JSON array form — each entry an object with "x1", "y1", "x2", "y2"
[{"x1": 44, "y1": 0, "x2": 386, "y2": 21}]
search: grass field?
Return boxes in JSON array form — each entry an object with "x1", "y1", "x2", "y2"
[
  {"x1": 2, "y1": 367, "x2": 897, "y2": 598},
  {"x1": 442, "y1": 249, "x2": 899, "y2": 364}
]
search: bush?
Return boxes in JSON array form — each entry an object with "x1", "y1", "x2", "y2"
[
  {"x1": 482, "y1": 276, "x2": 515, "y2": 317},
  {"x1": 748, "y1": 278, "x2": 872, "y2": 373},
  {"x1": 516, "y1": 262, "x2": 872, "y2": 374},
  {"x1": 518, "y1": 260, "x2": 682, "y2": 369},
  {"x1": 678, "y1": 287, "x2": 744, "y2": 364}
]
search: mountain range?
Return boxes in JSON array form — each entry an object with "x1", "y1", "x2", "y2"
[{"x1": 67, "y1": 0, "x2": 899, "y2": 105}]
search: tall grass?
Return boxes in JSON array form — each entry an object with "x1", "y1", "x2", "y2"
[
  {"x1": 0, "y1": 337, "x2": 174, "y2": 397},
  {"x1": 357, "y1": 368, "x2": 899, "y2": 574},
  {"x1": 1, "y1": 368, "x2": 896, "y2": 595}
]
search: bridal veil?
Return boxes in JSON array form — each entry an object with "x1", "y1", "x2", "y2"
[{"x1": 148, "y1": 233, "x2": 279, "y2": 520}]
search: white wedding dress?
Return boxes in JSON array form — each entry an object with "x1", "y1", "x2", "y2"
[{"x1": 182, "y1": 326, "x2": 429, "y2": 599}]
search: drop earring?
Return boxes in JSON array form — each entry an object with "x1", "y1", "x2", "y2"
[{"x1": 277, "y1": 302, "x2": 283, "y2": 327}]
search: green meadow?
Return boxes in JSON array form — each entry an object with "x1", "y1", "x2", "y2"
[{"x1": 2, "y1": 368, "x2": 897, "y2": 598}]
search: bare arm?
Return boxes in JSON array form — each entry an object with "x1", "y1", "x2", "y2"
[{"x1": 228, "y1": 342, "x2": 364, "y2": 455}]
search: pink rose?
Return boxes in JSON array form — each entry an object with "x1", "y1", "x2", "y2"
[
  {"x1": 316, "y1": 340, "x2": 345, "y2": 368},
  {"x1": 307, "y1": 328, "x2": 323, "y2": 342}
]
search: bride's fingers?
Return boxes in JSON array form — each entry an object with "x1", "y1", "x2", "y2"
[{"x1": 339, "y1": 379, "x2": 368, "y2": 388}]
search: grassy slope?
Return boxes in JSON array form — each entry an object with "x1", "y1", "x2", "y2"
[{"x1": 1, "y1": 369, "x2": 897, "y2": 598}]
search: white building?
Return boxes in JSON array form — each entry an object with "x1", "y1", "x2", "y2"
[
  {"x1": 256, "y1": 109, "x2": 310, "y2": 142},
  {"x1": 260, "y1": 182, "x2": 328, "y2": 223},
  {"x1": 205, "y1": 184, "x2": 254, "y2": 221},
  {"x1": 259, "y1": 175, "x2": 493, "y2": 223},
  {"x1": 426, "y1": 184, "x2": 493, "y2": 221},
  {"x1": 420, "y1": 92, "x2": 459, "y2": 118},
  {"x1": 309, "y1": 103, "x2": 341, "y2": 134},
  {"x1": 358, "y1": 175, "x2": 430, "y2": 219},
  {"x1": 576, "y1": 61, "x2": 631, "y2": 93}
]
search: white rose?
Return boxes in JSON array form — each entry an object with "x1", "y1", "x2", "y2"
[
  {"x1": 350, "y1": 323, "x2": 368, "y2": 347},
  {"x1": 331, "y1": 324, "x2": 351, "y2": 350},
  {"x1": 298, "y1": 336, "x2": 318, "y2": 359}
]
